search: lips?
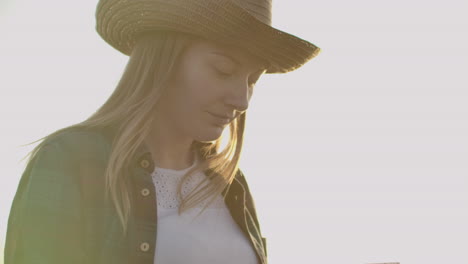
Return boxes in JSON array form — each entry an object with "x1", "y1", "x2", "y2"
[
  {"x1": 208, "y1": 112, "x2": 233, "y2": 125},
  {"x1": 209, "y1": 112, "x2": 234, "y2": 119}
]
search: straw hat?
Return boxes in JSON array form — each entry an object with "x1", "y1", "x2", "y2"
[{"x1": 95, "y1": 0, "x2": 321, "y2": 73}]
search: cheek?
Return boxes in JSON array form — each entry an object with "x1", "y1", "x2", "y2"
[
  {"x1": 166, "y1": 72, "x2": 211, "y2": 122},
  {"x1": 184, "y1": 68, "x2": 222, "y2": 106}
]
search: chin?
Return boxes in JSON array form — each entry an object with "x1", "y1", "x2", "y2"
[{"x1": 194, "y1": 125, "x2": 225, "y2": 142}]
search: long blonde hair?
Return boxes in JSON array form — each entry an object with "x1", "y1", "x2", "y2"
[{"x1": 21, "y1": 31, "x2": 247, "y2": 235}]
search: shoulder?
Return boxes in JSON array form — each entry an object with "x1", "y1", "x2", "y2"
[
  {"x1": 42, "y1": 126, "x2": 113, "y2": 156},
  {"x1": 30, "y1": 126, "x2": 116, "y2": 172},
  {"x1": 16, "y1": 126, "x2": 116, "y2": 208},
  {"x1": 25, "y1": 126, "x2": 115, "y2": 187}
]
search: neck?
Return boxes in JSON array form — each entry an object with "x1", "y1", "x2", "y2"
[{"x1": 144, "y1": 123, "x2": 196, "y2": 171}]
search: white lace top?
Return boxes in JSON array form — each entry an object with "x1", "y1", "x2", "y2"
[{"x1": 150, "y1": 154, "x2": 258, "y2": 264}]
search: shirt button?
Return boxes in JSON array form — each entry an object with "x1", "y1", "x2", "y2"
[
  {"x1": 140, "y1": 159, "x2": 150, "y2": 169},
  {"x1": 141, "y1": 188, "x2": 150, "y2": 197},
  {"x1": 140, "y1": 242, "x2": 150, "y2": 252}
]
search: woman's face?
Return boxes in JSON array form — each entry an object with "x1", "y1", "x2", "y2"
[{"x1": 155, "y1": 39, "x2": 268, "y2": 142}]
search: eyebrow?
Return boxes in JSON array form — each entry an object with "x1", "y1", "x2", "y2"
[{"x1": 211, "y1": 51, "x2": 268, "y2": 72}]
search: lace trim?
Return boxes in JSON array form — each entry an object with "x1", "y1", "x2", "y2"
[{"x1": 151, "y1": 163, "x2": 224, "y2": 209}]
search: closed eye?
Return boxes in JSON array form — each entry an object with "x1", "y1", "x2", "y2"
[
  {"x1": 214, "y1": 67, "x2": 260, "y2": 87},
  {"x1": 215, "y1": 68, "x2": 232, "y2": 77}
]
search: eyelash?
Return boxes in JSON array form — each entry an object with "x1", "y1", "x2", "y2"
[
  {"x1": 215, "y1": 68, "x2": 257, "y2": 87},
  {"x1": 215, "y1": 69, "x2": 231, "y2": 77}
]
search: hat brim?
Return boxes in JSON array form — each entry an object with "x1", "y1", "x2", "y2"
[{"x1": 96, "y1": 0, "x2": 321, "y2": 73}]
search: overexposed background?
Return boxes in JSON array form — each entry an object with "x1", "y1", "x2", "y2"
[{"x1": 1, "y1": 0, "x2": 467, "y2": 263}]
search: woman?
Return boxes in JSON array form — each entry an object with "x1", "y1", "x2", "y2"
[{"x1": 4, "y1": 0, "x2": 321, "y2": 263}]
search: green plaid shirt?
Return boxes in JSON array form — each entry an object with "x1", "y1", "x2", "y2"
[{"x1": 4, "y1": 127, "x2": 267, "y2": 264}]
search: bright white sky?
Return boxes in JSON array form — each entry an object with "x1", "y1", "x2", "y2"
[{"x1": 1, "y1": 0, "x2": 467, "y2": 263}]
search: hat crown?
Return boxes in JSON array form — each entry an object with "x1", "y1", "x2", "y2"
[
  {"x1": 95, "y1": 0, "x2": 320, "y2": 73},
  {"x1": 230, "y1": 0, "x2": 272, "y2": 25}
]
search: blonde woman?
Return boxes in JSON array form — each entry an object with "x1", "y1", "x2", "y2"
[{"x1": 4, "y1": 0, "x2": 321, "y2": 263}]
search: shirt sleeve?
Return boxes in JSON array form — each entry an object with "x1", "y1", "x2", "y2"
[{"x1": 4, "y1": 140, "x2": 86, "y2": 264}]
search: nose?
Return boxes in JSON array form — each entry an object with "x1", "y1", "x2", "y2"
[{"x1": 224, "y1": 78, "x2": 252, "y2": 113}]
